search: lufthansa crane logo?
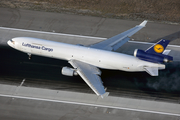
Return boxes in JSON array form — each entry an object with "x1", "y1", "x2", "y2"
[{"x1": 154, "y1": 44, "x2": 164, "y2": 53}]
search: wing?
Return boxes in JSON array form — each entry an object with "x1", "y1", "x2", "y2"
[
  {"x1": 90, "y1": 20, "x2": 147, "y2": 51},
  {"x1": 69, "y1": 60, "x2": 109, "y2": 98}
]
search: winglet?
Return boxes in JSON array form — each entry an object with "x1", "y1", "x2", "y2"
[
  {"x1": 139, "y1": 20, "x2": 148, "y2": 27},
  {"x1": 101, "y1": 92, "x2": 110, "y2": 98}
]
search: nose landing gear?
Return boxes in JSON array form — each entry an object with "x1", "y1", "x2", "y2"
[{"x1": 27, "y1": 53, "x2": 31, "y2": 59}]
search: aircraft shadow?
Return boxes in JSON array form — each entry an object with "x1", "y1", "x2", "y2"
[{"x1": 152, "y1": 31, "x2": 180, "y2": 43}]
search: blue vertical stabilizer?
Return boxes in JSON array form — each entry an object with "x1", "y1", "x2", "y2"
[
  {"x1": 134, "y1": 39, "x2": 173, "y2": 63},
  {"x1": 145, "y1": 39, "x2": 170, "y2": 54}
]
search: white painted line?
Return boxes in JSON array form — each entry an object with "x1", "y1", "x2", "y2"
[
  {"x1": 0, "y1": 94, "x2": 179, "y2": 117},
  {"x1": 1, "y1": 27, "x2": 180, "y2": 47},
  {"x1": 19, "y1": 79, "x2": 25, "y2": 87},
  {"x1": 13, "y1": 79, "x2": 26, "y2": 96},
  {"x1": 0, "y1": 27, "x2": 106, "y2": 40}
]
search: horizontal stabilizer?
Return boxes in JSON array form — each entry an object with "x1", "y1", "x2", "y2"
[
  {"x1": 163, "y1": 50, "x2": 171, "y2": 55},
  {"x1": 144, "y1": 67, "x2": 158, "y2": 76}
]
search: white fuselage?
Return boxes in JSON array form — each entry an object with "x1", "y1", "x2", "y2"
[{"x1": 7, "y1": 37, "x2": 165, "y2": 72}]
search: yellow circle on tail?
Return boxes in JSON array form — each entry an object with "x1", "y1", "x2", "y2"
[{"x1": 154, "y1": 44, "x2": 164, "y2": 53}]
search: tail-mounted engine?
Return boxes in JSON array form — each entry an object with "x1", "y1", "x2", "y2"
[
  {"x1": 134, "y1": 49, "x2": 173, "y2": 63},
  {"x1": 61, "y1": 67, "x2": 78, "y2": 76}
]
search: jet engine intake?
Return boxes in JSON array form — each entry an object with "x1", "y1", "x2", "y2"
[{"x1": 61, "y1": 67, "x2": 78, "y2": 76}]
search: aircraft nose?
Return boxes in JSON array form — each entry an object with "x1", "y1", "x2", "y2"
[
  {"x1": 7, "y1": 39, "x2": 15, "y2": 47},
  {"x1": 7, "y1": 40, "x2": 11, "y2": 46}
]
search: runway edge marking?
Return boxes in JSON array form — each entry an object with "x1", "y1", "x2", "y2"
[
  {"x1": 0, "y1": 94, "x2": 179, "y2": 117},
  {"x1": 0, "y1": 27, "x2": 105, "y2": 39}
]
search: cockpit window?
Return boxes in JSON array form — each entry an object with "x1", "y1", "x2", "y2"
[{"x1": 10, "y1": 39, "x2": 15, "y2": 44}]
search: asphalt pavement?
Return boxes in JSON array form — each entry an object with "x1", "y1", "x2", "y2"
[{"x1": 0, "y1": 7, "x2": 180, "y2": 120}]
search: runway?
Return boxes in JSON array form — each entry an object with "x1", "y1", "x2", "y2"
[
  {"x1": 0, "y1": 7, "x2": 180, "y2": 120},
  {"x1": 0, "y1": 26, "x2": 180, "y2": 101},
  {"x1": 0, "y1": 84, "x2": 180, "y2": 120}
]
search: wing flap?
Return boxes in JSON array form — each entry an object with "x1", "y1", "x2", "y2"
[
  {"x1": 112, "y1": 37, "x2": 130, "y2": 51},
  {"x1": 69, "y1": 60, "x2": 108, "y2": 97}
]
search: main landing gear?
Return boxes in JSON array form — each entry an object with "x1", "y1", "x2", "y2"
[{"x1": 27, "y1": 53, "x2": 31, "y2": 59}]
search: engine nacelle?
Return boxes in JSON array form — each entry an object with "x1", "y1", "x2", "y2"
[
  {"x1": 134, "y1": 49, "x2": 173, "y2": 63},
  {"x1": 61, "y1": 67, "x2": 78, "y2": 76}
]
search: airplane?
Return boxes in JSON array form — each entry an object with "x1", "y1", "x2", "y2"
[{"x1": 7, "y1": 20, "x2": 173, "y2": 98}]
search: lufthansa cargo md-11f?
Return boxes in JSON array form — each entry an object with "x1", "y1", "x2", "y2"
[{"x1": 7, "y1": 20, "x2": 173, "y2": 98}]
